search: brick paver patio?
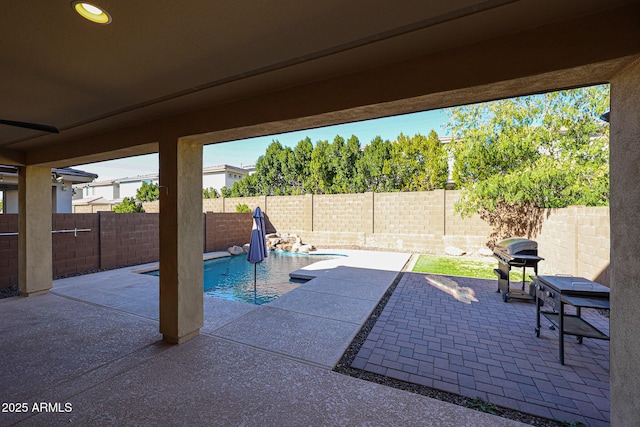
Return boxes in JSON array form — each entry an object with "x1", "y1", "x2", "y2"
[{"x1": 352, "y1": 272, "x2": 610, "y2": 427}]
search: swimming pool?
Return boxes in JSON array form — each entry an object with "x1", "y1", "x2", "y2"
[{"x1": 145, "y1": 251, "x2": 338, "y2": 305}]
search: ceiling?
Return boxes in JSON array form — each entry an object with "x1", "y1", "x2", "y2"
[{"x1": 1, "y1": 0, "x2": 639, "y2": 167}]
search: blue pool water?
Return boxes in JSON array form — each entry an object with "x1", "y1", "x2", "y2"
[{"x1": 145, "y1": 251, "x2": 338, "y2": 305}]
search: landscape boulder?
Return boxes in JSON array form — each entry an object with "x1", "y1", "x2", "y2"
[
  {"x1": 228, "y1": 245, "x2": 244, "y2": 255},
  {"x1": 299, "y1": 244, "x2": 315, "y2": 253},
  {"x1": 444, "y1": 245, "x2": 466, "y2": 256},
  {"x1": 478, "y1": 247, "x2": 493, "y2": 257},
  {"x1": 265, "y1": 232, "x2": 317, "y2": 253}
]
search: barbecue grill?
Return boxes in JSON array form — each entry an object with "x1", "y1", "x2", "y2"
[
  {"x1": 493, "y1": 237, "x2": 544, "y2": 302},
  {"x1": 532, "y1": 275, "x2": 610, "y2": 364}
]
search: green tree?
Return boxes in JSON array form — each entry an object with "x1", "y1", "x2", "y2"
[
  {"x1": 218, "y1": 130, "x2": 446, "y2": 196},
  {"x1": 306, "y1": 139, "x2": 335, "y2": 194},
  {"x1": 289, "y1": 137, "x2": 313, "y2": 194},
  {"x1": 113, "y1": 197, "x2": 144, "y2": 213},
  {"x1": 136, "y1": 181, "x2": 159, "y2": 201},
  {"x1": 254, "y1": 141, "x2": 292, "y2": 195},
  {"x1": 447, "y1": 85, "x2": 610, "y2": 246},
  {"x1": 355, "y1": 136, "x2": 395, "y2": 192},
  {"x1": 331, "y1": 135, "x2": 362, "y2": 193},
  {"x1": 393, "y1": 131, "x2": 449, "y2": 191},
  {"x1": 225, "y1": 173, "x2": 259, "y2": 197},
  {"x1": 202, "y1": 187, "x2": 219, "y2": 198}
]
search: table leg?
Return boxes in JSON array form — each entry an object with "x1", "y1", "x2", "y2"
[
  {"x1": 535, "y1": 291, "x2": 541, "y2": 337},
  {"x1": 559, "y1": 301, "x2": 565, "y2": 365},
  {"x1": 576, "y1": 306, "x2": 583, "y2": 344}
]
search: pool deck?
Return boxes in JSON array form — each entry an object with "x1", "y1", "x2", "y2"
[{"x1": 1, "y1": 250, "x2": 529, "y2": 426}]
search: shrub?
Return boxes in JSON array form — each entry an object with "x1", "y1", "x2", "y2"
[
  {"x1": 136, "y1": 181, "x2": 160, "y2": 202},
  {"x1": 113, "y1": 197, "x2": 145, "y2": 213},
  {"x1": 235, "y1": 203, "x2": 251, "y2": 213},
  {"x1": 202, "y1": 187, "x2": 219, "y2": 198}
]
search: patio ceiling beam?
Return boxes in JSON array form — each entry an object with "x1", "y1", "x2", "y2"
[{"x1": 0, "y1": 147, "x2": 26, "y2": 166}]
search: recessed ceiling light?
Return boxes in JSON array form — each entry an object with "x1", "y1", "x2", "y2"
[{"x1": 72, "y1": 1, "x2": 112, "y2": 24}]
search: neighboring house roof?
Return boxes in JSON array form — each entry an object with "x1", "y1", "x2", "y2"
[
  {"x1": 74, "y1": 179, "x2": 115, "y2": 189},
  {"x1": 202, "y1": 164, "x2": 249, "y2": 175},
  {"x1": 0, "y1": 165, "x2": 98, "y2": 190},
  {"x1": 117, "y1": 173, "x2": 159, "y2": 183},
  {"x1": 53, "y1": 167, "x2": 98, "y2": 183},
  {"x1": 72, "y1": 197, "x2": 122, "y2": 205},
  {"x1": 72, "y1": 196, "x2": 108, "y2": 205},
  {"x1": 75, "y1": 165, "x2": 249, "y2": 190}
]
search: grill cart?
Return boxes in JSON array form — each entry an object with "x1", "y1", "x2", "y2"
[
  {"x1": 532, "y1": 275, "x2": 610, "y2": 365},
  {"x1": 493, "y1": 237, "x2": 544, "y2": 302}
]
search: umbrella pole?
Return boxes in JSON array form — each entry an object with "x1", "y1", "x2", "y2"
[{"x1": 254, "y1": 263, "x2": 257, "y2": 304}]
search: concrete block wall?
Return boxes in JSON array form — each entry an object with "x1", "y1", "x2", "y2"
[
  {"x1": 536, "y1": 206, "x2": 610, "y2": 286},
  {"x1": 374, "y1": 191, "x2": 443, "y2": 234},
  {"x1": 51, "y1": 214, "x2": 100, "y2": 277},
  {"x1": 99, "y1": 211, "x2": 118, "y2": 270},
  {"x1": 203, "y1": 198, "x2": 224, "y2": 212},
  {"x1": 0, "y1": 190, "x2": 611, "y2": 288},
  {"x1": 577, "y1": 207, "x2": 610, "y2": 285},
  {"x1": 224, "y1": 196, "x2": 267, "y2": 213},
  {"x1": 141, "y1": 201, "x2": 159, "y2": 213},
  {"x1": 278, "y1": 190, "x2": 494, "y2": 253},
  {"x1": 303, "y1": 193, "x2": 372, "y2": 247},
  {"x1": 113, "y1": 213, "x2": 159, "y2": 267},
  {"x1": 444, "y1": 191, "x2": 493, "y2": 238},
  {"x1": 0, "y1": 215, "x2": 18, "y2": 287},
  {"x1": 441, "y1": 191, "x2": 493, "y2": 255},
  {"x1": 72, "y1": 205, "x2": 94, "y2": 214},
  {"x1": 0, "y1": 211, "x2": 253, "y2": 289},
  {"x1": 72, "y1": 203, "x2": 116, "y2": 213},
  {"x1": 204, "y1": 212, "x2": 254, "y2": 252},
  {"x1": 313, "y1": 193, "x2": 371, "y2": 233},
  {"x1": 369, "y1": 191, "x2": 444, "y2": 252},
  {"x1": 263, "y1": 195, "x2": 308, "y2": 233}
]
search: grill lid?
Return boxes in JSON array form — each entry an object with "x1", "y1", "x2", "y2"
[
  {"x1": 494, "y1": 237, "x2": 537, "y2": 255},
  {"x1": 534, "y1": 275, "x2": 610, "y2": 298}
]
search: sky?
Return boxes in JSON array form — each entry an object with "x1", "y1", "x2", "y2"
[{"x1": 73, "y1": 109, "x2": 450, "y2": 181}]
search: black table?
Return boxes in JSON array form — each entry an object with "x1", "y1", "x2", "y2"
[{"x1": 532, "y1": 275, "x2": 610, "y2": 365}]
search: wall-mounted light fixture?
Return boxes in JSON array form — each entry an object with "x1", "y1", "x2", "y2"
[{"x1": 72, "y1": 2, "x2": 112, "y2": 24}]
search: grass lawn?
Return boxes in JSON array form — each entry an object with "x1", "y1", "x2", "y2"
[{"x1": 412, "y1": 254, "x2": 526, "y2": 282}]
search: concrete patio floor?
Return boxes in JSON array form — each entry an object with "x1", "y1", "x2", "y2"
[{"x1": 2, "y1": 250, "x2": 541, "y2": 426}]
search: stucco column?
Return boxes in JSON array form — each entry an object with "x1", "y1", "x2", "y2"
[
  {"x1": 610, "y1": 57, "x2": 640, "y2": 426},
  {"x1": 159, "y1": 138, "x2": 203, "y2": 344},
  {"x1": 18, "y1": 166, "x2": 52, "y2": 296}
]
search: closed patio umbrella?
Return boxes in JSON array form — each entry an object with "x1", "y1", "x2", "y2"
[{"x1": 247, "y1": 207, "x2": 268, "y2": 300}]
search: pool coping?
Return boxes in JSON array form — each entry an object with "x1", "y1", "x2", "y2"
[{"x1": 130, "y1": 251, "x2": 232, "y2": 274}]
